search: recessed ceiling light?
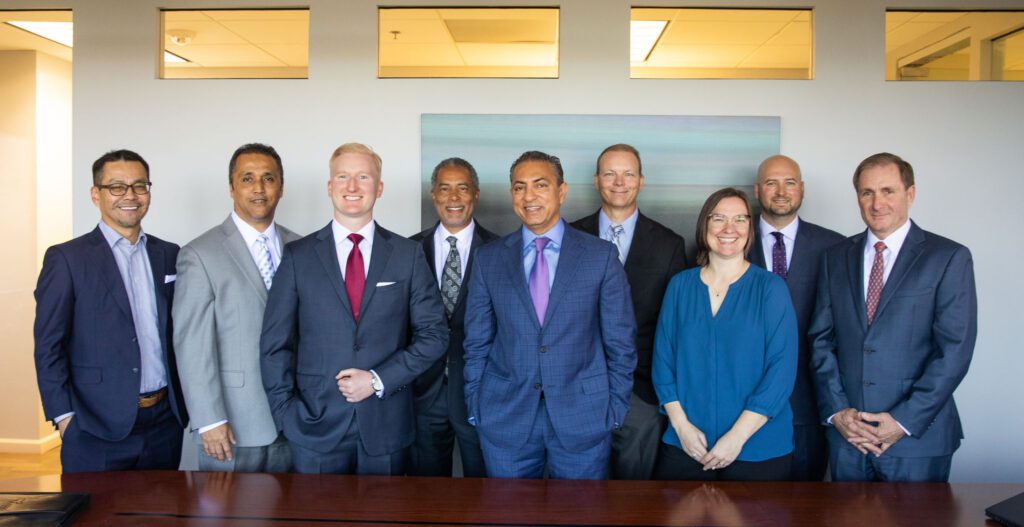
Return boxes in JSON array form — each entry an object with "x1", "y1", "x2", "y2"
[
  {"x1": 630, "y1": 20, "x2": 667, "y2": 63},
  {"x1": 164, "y1": 50, "x2": 189, "y2": 64},
  {"x1": 5, "y1": 21, "x2": 73, "y2": 48}
]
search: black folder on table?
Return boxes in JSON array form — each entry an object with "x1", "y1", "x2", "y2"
[
  {"x1": 0, "y1": 492, "x2": 89, "y2": 526},
  {"x1": 988, "y1": 492, "x2": 1024, "y2": 527}
]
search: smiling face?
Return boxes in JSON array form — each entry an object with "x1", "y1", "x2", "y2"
[
  {"x1": 594, "y1": 149, "x2": 644, "y2": 215},
  {"x1": 230, "y1": 152, "x2": 283, "y2": 231},
  {"x1": 754, "y1": 156, "x2": 804, "y2": 224},
  {"x1": 328, "y1": 152, "x2": 383, "y2": 230},
  {"x1": 431, "y1": 165, "x2": 479, "y2": 234},
  {"x1": 856, "y1": 162, "x2": 915, "y2": 239},
  {"x1": 511, "y1": 160, "x2": 567, "y2": 234},
  {"x1": 91, "y1": 160, "x2": 150, "y2": 241},
  {"x1": 705, "y1": 196, "x2": 751, "y2": 261}
]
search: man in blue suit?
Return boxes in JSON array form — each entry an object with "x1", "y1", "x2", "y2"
[
  {"x1": 810, "y1": 152, "x2": 977, "y2": 482},
  {"x1": 464, "y1": 151, "x2": 636, "y2": 480},
  {"x1": 34, "y1": 149, "x2": 188, "y2": 473},
  {"x1": 260, "y1": 143, "x2": 447, "y2": 475},
  {"x1": 750, "y1": 155, "x2": 844, "y2": 481}
]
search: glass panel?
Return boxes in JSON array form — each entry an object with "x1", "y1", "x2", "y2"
[
  {"x1": 0, "y1": 10, "x2": 73, "y2": 62},
  {"x1": 378, "y1": 7, "x2": 559, "y2": 78},
  {"x1": 630, "y1": 8, "x2": 813, "y2": 80},
  {"x1": 993, "y1": 27, "x2": 1024, "y2": 81},
  {"x1": 160, "y1": 9, "x2": 309, "y2": 79}
]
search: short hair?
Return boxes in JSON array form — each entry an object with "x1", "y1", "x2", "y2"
[
  {"x1": 853, "y1": 152, "x2": 914, "y2": 190},
  {"x1": 228, "y1": 143, "x2": 283, "y2": 184},
  {"x1": 509, "y1": 150, "x2": 564, "y2": 185},
  {"x1": 330, "y1": 143, "x2": 382, "y2": 175},
  {"x1": 694, "y1": 187, "x2": 753, "y2": 267},
  {"x1": 431, "y1": 157, "x2": 480, "y2": 190},
  {"x1": 595, "y1": 143, "x2": 643, "y2": 176},
  {"x1": 92, "y1": 149, "x2": 149, "y2": 185}
]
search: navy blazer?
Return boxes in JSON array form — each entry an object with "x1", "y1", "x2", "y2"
[
  {"x1": 410, "y1": 222, "x2": 497, "y2": 420},
  {"x1": 571, "y1": 211, "x2": 688, "y2": 405},
  {"x1": 463, "y1": 223, "x2": 637, "y2": 452},
  {"x1": 259, "y1": 222, "x2": 448, "y2": 456},
  {"x1": 34, "y1": 226, "x2": 187, "y2": 441},
  {"x1": 810, "y1": 221, "x2": 977, "y2": 457},
  {"x1": 751, "y1": 218, "x2": 844, "y2": 425}
]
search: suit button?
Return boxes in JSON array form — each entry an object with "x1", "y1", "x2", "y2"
[
  {"x1": 131, "y1": 337, "x2": 137, "y2": 343},
  {"x1": 132, "y1": 368, "x2": 139, "y2": 374},
  {"x1": 863, "y1": 380, "x2": 874, "y2": 387},
  {"x1": 539, "y1": 346, "x2": 547, "y2": 353},
  {"x1": 533, "y1": 383, "x2": 542, "y2": 390},
  {"x1": 353, "y1": 345, "x2": 360, "y2": 352},
  {"x1": 864, "y1": 348, "x2": 874, "y2": 354}
]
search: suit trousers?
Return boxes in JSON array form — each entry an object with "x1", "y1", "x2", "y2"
[
  {"x1": 289, "y1": 421, "x2": 406, "y2": 475},
  {"x1": 828, "y1": 430, "x2": 953, "y2": 482},
  {"x1": 197, "y1": 433, "x2": 292, "y2": 473},
  {"x1": 409, "y1": 374, "x2": 486, "y2": 478},
  {"x1": 654, "y1": 442, "x2": 793, "y2": 481},
  {"x1": 610, "y1": 392, "x2": 666, "y2": 480},
  {"x1": 480, "y1": 398, "x2": 611, "y2": 480},
  {"x1": 60, "y1": 396, "x2": 183, "y2": 474},
  {"x1": 791, "y1": 423, "x2": 829, "y2": 481}
]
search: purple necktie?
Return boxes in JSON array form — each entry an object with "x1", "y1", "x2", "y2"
[
  {"x1": 866, "y1": 241, "x2": 886, "y2": 325},
  {"x1": 771, "y1": 232, "x2": 788, "y2": 280},
  {"x1": 528, "y1": 237, "x2": 550, "y2": 325}
]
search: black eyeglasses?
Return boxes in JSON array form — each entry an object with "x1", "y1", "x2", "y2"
[{"x1": 96, "y1": 182, "x2": 152, "y2": 196}]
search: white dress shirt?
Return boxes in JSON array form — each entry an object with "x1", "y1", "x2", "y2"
[
  {"x1": 432, "y1": 221, "x2": 475, "y2": 287},
  {"x1": 862, "y1": 219, "x2": 912, "y2": 300},
  {"x1": 759, "y1": 216, "x2": 800, "y2": 270}
]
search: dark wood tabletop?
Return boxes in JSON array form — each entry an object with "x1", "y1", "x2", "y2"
[{"x1": 0, "y1": 471, "x2": 1020, "y2": 526}]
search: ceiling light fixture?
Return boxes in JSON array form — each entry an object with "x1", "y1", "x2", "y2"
[
  {"x1": 167, "y1": 29, "x2": 195, "y2": 46},
  {"x1": 630, "y1": 20, "x2": 667, "y2": 63},
  {"x1": 5, "y1": 21, "x2": 73, "y2": 48}
]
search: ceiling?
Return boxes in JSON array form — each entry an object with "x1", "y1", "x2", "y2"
[
  {"x1": 0, "y1": 11, "x2": 72, "y2": 62},
  {"x1": 886, "y1": 11, "x2": 1024, "y2": 78},
  {"x1": 162, "y1": 9, "x2": 308, "y2": 69}
]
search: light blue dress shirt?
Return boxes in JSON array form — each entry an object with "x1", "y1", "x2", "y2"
[
  {"x1": 598, "y1": 208, "x2": 639, "y2": 262},
  {"x1": 521, "y1": 219, "x2": 565, "y2": 287}
]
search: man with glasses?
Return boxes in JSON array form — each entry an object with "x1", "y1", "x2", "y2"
[{"x1": 34, "y1": 149, "x2": 188, "y2": 473}]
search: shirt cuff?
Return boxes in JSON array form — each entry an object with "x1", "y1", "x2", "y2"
[
  {"x1": 826, "y1": 412, "x2": 836, "y2": 426},
  {"x1": 198, "y1": 420, "x2": 228, "y2": 434},
  {"x1": 370, "y1": 369, "x2": 385, "y2": 398},
  {"x1": 895, "y1": 418, "x2": 912, "y2": 437},
  {"x1": 54, "y1": 412, "x2": 74, "y2": 424}
]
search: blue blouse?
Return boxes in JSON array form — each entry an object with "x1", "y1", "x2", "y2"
[{"x1": 652, "y1": 265, "x2": 798, "y2": 462}]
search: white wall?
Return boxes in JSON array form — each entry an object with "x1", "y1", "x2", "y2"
[{"x1": 4, "y1": 0, "x2": 1022, "y2": 481}]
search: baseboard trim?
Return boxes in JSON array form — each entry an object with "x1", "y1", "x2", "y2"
[{"x1": 0, "y1": 433, "x2": 60, "y2": 454}]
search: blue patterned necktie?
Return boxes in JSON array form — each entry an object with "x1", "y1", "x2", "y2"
[
  {"x1": 255, "y1": 234, "x2": 275, "y2": 289},
  {"x1": 770, "y1": 232, "x2": 787, "y2": 280},
  {"x1": 441, "y1": 236, "x2": 462, "y2": 317},
  {"x1": 610, "y1": 224, "x2": 626, "y2": 264}
]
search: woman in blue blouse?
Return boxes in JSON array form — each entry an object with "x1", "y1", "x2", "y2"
[{"x1": 652, "y1": 188, "x2": 797, "y2": 481}]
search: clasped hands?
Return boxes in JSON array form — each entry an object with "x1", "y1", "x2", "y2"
[
  {"x1": 833, "y1": 407, "x2": 906, "y2": 456},
  {"x1": 675, "y1": 422, "x2": 745, "y2": 472}
]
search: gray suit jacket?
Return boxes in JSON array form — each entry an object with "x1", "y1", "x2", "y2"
[{"x1": 173, "y1": 216, "x2": 301, "y2": 447}]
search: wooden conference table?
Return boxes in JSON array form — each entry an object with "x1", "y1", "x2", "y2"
[{"x1": 1, "y1": 471, "x2": 1020, "y2": 526}]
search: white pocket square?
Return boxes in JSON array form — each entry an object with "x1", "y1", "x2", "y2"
[
  {"x1": 376, "y1": 281, "x2": 396, "y2": 287},
  {"x1": 165, "y1": 274, "x2": 177, "y2": 284}
]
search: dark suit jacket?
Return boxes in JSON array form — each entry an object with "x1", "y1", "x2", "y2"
[
  {"x1": 464, "y1": 223, "x2": 637, "y2": 451},
  {"x1": 810, "y1": 221, "x2": 977, "y2": 457},
  {"x1": 409, "y1": 221, "x2": 498, "y2": 422},
  {"x1": 259, "y1": 222, "x2": 448, "y2": 456},
  {"x1": 571, "y1": 211, "x2": 688, "y2": 405},
  {"x1": 751, "y1": 218, "x2": 844, "y2": 426},
  {"x1": 34, "y1": 226, "x2": 187, "y2": 441}
]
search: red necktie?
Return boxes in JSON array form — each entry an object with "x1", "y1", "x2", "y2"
[
  {"x1": 866, "y1": 241, "x2": 886, "y2": 325},
  {"x1": 345, "y1": 233, "x2": 365, "y2": 321}
]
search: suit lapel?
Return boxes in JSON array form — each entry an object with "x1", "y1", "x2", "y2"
[
  {"x1": 144, "y1": 236, "x2": 169, "y2": 337},
  {"x1": 873, "y1": 223, "x2": 925, "y2": 323},
  {"x1": 503, "y1": 231, "x2": 540, "y2": 330},
  {"x1": 786, "y1": 221, "x2": 812, "y2": 279},
  {"x1": 623, "y1": 213, "x2": 650, "y2": 273},
  {"x1": 313, "y1": 223, "x2": 353, "y2": 317},
  {"x1": 91, "y1": 228, "x2": 133, "y2": 321},
  {"x1": 544, "y1": 227, "x2": 582, "y2": 327},
  {"x1": 422, "y1": 223, "x2": 438, "y2": 277},
  {"x1": 847, "y1": 232, "x2": 869, "y2": 330},
  {"x1": 219, "y1": 217, "x2": 268, "y2": 301},
  {"x1": 359, "y1": 223, "x2": 393, "y2": 317},
  {"x1": 453, "y1": 224, "x2": 484, "y2": 310},
  {"x1": 751, "y1": 221, "x2": 767, "y2": 269}
]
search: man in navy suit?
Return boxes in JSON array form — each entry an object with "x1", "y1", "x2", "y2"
[
  {"x1": 571, "y1": 144, "x2": 688, "y2": 480},
  {"x1": 34, "y1": 149, "x2": 188, "y2": 473},
  {"x1": 260, "y1": 143, "x2": 447, "y2": 475},
  {"x1": 810, "y1": 152, "x2": 977, "y2": 482},
  {"x1": 750, "y1": 155, "x2": 844, "y2": 481},
  {"x1": 464, "y1": 151, "x2": 636, "y2": 480},
  {"x1": 409, "y1": 158, "x2": 497, "y2": 477}
]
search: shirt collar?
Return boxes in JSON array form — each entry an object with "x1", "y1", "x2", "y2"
[
  {"x1": 98, "y1": 221, "x2": 146, "y2": 249},
  {"x1": 231, "y1": 211, "x2": 278, "y2": 248},
  {"x1": 759, "y1": 215, "x2": 800, "y2": 242},
  {"x1": 866, "y1": 219, "x2": 912, "y2": 255},
  {"x1": 598, "y1": 208, "x2": 639, "y2": 237},
  {"x1": 332, "y1": 218, "x2": 376, "y2": 246},
  {"x1": 522, "y1": 219, "x2": 565, "y2": 251},
  {"x1": 436, "y1": 220, "x2": 476, "y2": 247}
]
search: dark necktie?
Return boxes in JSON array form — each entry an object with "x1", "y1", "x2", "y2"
[
  {"x1": 866, "y1": 241, "x2": 886, "y2": 325},
  {"x1": 528, "y1": 237, "x2": 550, "y2": 325},
  {"x1": 441, "y1": 236, "x2": 462, "y2": 317},
  {"x1": 771, "y1": 232, "x2": 788, "y2": 280},
  {"x1": 345, "y1": 233, "x2": 365, "y2": 321}
]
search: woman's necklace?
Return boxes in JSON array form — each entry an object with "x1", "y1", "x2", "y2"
[{"x1": 703, "y1": 262, "x2": 748, "y2": 297}]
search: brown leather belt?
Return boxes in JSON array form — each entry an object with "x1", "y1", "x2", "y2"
[{"x1": 138, "y1": 387, "x2": 167, "y2": 408}]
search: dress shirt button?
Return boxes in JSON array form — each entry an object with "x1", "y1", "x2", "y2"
[
  {"x1": 132, "y1": 368, "x2": 139, "y2": 374},
  {"x1": 539, "y1": 346, "x2": 547, "y2": 353},
  {"x1": 533, "y1": 383, "x2": 542, "y2": 390}
]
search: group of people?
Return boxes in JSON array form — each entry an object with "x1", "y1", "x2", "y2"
[{"x1": 33, "y1": 142, "x2": 977, "y2": 484}]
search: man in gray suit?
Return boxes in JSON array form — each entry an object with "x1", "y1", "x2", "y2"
[{"x1": 174, "y1": 143, "x2": 300, "y2": 472}]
